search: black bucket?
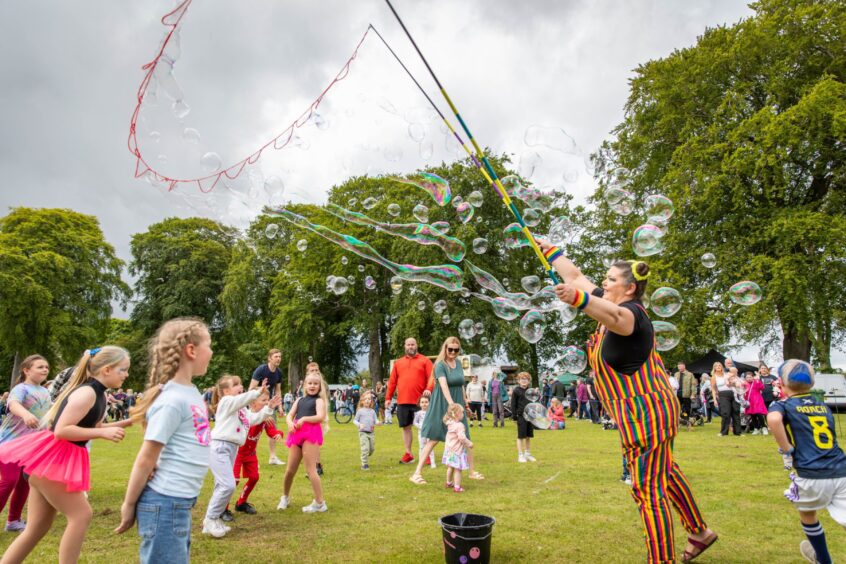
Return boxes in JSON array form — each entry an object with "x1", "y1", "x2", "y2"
[{"x1": 439, "y1": 513, "x2": 496, "y2": 564}]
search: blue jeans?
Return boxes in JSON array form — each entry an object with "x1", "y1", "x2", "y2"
[{"x1": 137, "y1": 486, "x2": 196, "y2": 564}]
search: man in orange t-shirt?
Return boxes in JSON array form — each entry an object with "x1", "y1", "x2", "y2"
[{"x1": 386, "y1": 337, "x2": 434, "y2": 464}]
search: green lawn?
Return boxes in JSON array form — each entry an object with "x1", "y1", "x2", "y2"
[{"x1": 2, "y1": 416, "x2": 845, "y2": 563}]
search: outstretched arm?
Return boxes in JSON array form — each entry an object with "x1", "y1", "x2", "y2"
[{"x1": 538, "y1": 240, "x2": 597, "y2": 293}]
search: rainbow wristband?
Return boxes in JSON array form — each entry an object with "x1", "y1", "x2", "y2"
[
  {"x1": 543, "y1": 246, "x2": 564, "y2": 264},
  {"x1": 571, "y1": 289, "x2": 589, "y2": 310}
]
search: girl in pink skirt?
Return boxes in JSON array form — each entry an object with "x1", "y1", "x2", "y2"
[
  {"x1": 0, "y1": 346, "x2": 131, "y2": 564},
  {"x1": 443, "y1": 403, "x2": 473, "y2": 493},
  {"x1": 278, "y1": 371, "x2": 329, "y2": 513}
]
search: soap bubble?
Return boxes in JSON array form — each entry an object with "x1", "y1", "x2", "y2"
[
  {"x1": 331, "y1": 277, "x2": 349, "y2": 295},
  {"x1": 632, "y1": 224, "x2": 665, "y2": 257},
  {"x1": 347, "y1": 275, "x2": 355, "y2": 284},
  {"x1": 264, "y1": 175, "x2": 285, "y2": 197},
  {"x1": 519, "y1": 151, "x2": 543, "y2": 179},
  {"x1": 442, "y1": 314, "x2": 451, "y2": 324},
  {"x1": 650, "y1": 287, "x2": 682, "y2": 317},
  {"x1": 363, "y1": 197, "x2": 379, "y2": 210},
  {"x1": 172, "y1": 100, "x2": 191, "y2": 119},
  {"x1": 472, "y1": 238, "x2": 489, "y2": 254},
  {"x1": 557, "y1": 302, "x2": 578, "y2": 323},
  {"x1": 341, "y1": 256, "x2": 349, "y2": 265},
  {"x1": 610, "y1": 193, "x2": 634, "y2": 215},
  {"x1": 364, "y1": 276, "x2": 377, "y2": 290},
  {"x1": 182, "y1": 127, "x2": 201, "y2": 144},
  {"x1": 701, "y1": 252, "x2": 716, "y2": 268},
  {"x1": 296, "y1": 239, "x2": 308, "y2": 252},
  {"x1": 562, "y1": 346, "x2": 587, "y2": 373},
  {"x1": 460, "y1": 288, "x2": 470, "y2": 298},
  {"x1": 518, "y1": 310, "x2": 545, "y2": 343},
  {"x1": 644, "y1": 194, "x2": 674, "y2": 223},
  {"x1": 525, "y1": 388, "x2": 541, "y2": 403},
  {"x1": 417, "y1": 300, "x2": 427, "y2": 311},
  {"x1": 312, "y1": 112, "x2": 329, "y2": 130},
  {"x1": 390, "y1": 276, "x2": 403, "y2": 294},
  {"x1": 523, "y1": 402, "x2": 551, "y2": 429},
  {"x1": 521, "y1": 275, "x2": 541, "y2": 294},
  {"x1": 491, "y1": 297, "x2": 520, "y2": 320},
  {"x1": 419, "y1": 140, "x2": 434, "y2": 160},
  {"x1": 601, "y1": 248, "x2": 619, "y2": 269},
  {"x1": 412, "y1": 204, "x2": 429, "y2": 223},
  {"x1": 480, "y1": 337, "x2": 489, "y2": 346},
  {"x1": 474, "y1": 322, "x2": 485, "y2": 335},
  {"x1": 387, "y1": 203, "x2": 401, "y2": 217},
  {"x1": 468, "y1": 191, "x2": 484, "y2": 207},
  {"x1": 729, "y1": 281, "x2": 763, "y2": 306},
  {"x1": 408, "y1": 122, "x2": 426, "y2": 142},
  {"x1": 201, "y1": 152, "x2": 222, "y2": 173},
  {"x1": 431, "y1": 221, "x2": 450, "y2": 234},
  {"x1": 504, "y1": 223, "x2": 530, "y2": 249},
  {"x1": 458, "y1": 319, "x2": 477, "y2": 340},
  {"x1": 524, "y1": 125, "x2": 579, "y2": 153},
  {"x1": 265, "y1": 224, "x2": 279, "y2": 239},
  {"x1": 433, "y1": 300, "x2": 447, "y2": 314},
  {"x1": 653, "y1": 321, "x2": 681, "y2": 351},
  {"x1": 390, "y1": 172, "x2": 451, "y2": 206},
  {"x1": 502, "y1": 278, "x2": 510, "y2": 287},
  {"x1": 358, "y1": 265, "x2": 365, "y2": 272},
  {"x1": 326, "y1": 275, "x2": 336, "y2": 291},
  {"x1": 523, "y1": 208, "x2": 541, "y2": 227},
  {"x1": 604, "y1": 185, "x2": 629, "y2": 205},
  {"x1": 348, "y1": 198, "x2": 358, "y2": 207},
  {"x1": 452, "y1": 196, "x2": 464, "y2": 209},
  {"x1": 548, "y1": 216, "x2": 575, "y2": 246},
  {"x1": 456, "y1": 202, "x2": 474, "y2": 223}
]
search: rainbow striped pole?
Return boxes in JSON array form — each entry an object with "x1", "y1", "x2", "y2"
[{"x1": 381, "y1": 2, "x2": 561, "y2": 285}]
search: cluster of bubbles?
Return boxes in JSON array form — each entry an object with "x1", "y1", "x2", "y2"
[{"x1": 326, "y1": 275, "x2": 349, "y2": 296}]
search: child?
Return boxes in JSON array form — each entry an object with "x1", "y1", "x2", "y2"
[
  {"x1": 278, "y1": 371, "x2": 329, "y2": 513},
  {"x1": 0, "y1": 347, "x2": 130, "y2": 563},
  {"x1": 115, "y1": 318, "x2": 213, "y2": 564},
  {"x1": 227, "y1": 389, "x2": 284, "y2": 516},
  {"x1": 413, "y1": 396, "x2": 436, "y2": 468},
  {"x1": 354, "y1": 395, "x2": 377, "y2": 470},
  {"x1": 0, "y1": 355, "x2": 52, "y2": 533},
  {"x1": 511, "y1": 372, "x2": 536, "y2": 462},
  {"x1": 384, "y1": 398, "x2": 394, "y2": 425},
  {"x1": 547, "y1": 397, "x2": 566, "y2": 430},
  {"x1": 203, "y1": 375, "x2": 277, "y2": 536},
  {"x1": 442, "y1": 403, "x2": 473, "y2": 493},
  {"x1": 767, "y1": 359, "x2": 846, "y2": 564}
]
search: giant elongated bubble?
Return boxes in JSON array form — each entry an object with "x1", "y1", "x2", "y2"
[
  {"x1": 390, "y1": 172, "x2": 451, "y2": 206},
  {"x1": 327, "y1": 204, "x2": 466, "y2": 262},
  {"x1": 272, "y1": 208, "x2": 464, "y2": 291}
]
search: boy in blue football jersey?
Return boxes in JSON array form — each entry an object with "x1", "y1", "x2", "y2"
[{"x1": 768, "y1": 359, "x2": 846, "y2": 564}]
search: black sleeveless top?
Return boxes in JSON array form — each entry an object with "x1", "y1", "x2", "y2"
[
  {"x1": 297, "y1": 394, "x2": 319, "y2": 418},
  {"x1": 591, "y1": 288, "x2": 654, "y2": 375},
  {"x1": 51, "y1": 379, "x2": 108, "y2": 446}
]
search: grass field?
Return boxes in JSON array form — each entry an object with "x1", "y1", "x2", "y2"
[{"x1": 2, "y1": 415, "x2": 846, "y2": 563}]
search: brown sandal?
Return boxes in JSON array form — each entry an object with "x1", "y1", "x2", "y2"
[{"x1": 681, "y1": 531, "x2": 718, "y2": 562}]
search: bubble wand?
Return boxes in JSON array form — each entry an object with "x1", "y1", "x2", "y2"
[{"x1": 381, "y1": 2, "x2": 561, "y2": 285}]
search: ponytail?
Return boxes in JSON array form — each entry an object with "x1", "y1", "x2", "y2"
[
  {"x1": 208, "y1": 375, "x2": 237, "y2": 415},
  {"x1": 17, "y1": 354, "x2": 47, "y2": 385}
]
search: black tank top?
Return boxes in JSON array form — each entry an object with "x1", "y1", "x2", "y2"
[
  {"x1": 297, "y1": 394, "x2": 319, "y2": 417},
  {"x1": 51, "y1": 379, "x2": 108, "y2": 446}
]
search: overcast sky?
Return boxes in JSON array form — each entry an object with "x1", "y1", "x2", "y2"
[{"x1": 5, "y1": 1, "x2": 835, "y2": 368}]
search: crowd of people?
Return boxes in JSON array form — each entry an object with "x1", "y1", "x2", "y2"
[{"x1": 0, "y1": 247, "x2": 842, "y2": 563}]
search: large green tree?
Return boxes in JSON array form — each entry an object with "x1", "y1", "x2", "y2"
[
  {"x1": 0, "y1": 208, "x2": 130, "y2": 388},
  {"x1": 592, "y1": 0, "x2": 846, "y2": 367}
]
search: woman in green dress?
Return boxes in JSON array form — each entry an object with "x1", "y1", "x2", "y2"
[{"x1": 410, "y1": 336, "x2": 484, "y2": 484}]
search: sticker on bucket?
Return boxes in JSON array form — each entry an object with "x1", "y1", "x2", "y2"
[{"x1": 439, "y1": 513, "x2": 496, "y2": 564}]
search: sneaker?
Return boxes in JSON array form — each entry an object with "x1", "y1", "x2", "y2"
[
  {"x1": 624, "y1": 477, "x2": 633, "y2": 486},
  {"x1": 4, "y1": 520, "x2": 25, "y2": 532},
  {"x1": 799, "y1": 540, "x2": 817, "y2": 563},
  {"x1": 400, "y1": 452, "x2": 414, "y2": 464},
  {"x1": 235, "y1": 502, "x2": 257, "y2": 515},
  {"x1": 302, "y1": 500, "x2": 328, "y2": 513},
  {"x1": 518, "y1": 453, "x2": 527, "y2": 463},
  {"x1": 525, "y1": 452, "x2": 537, "y2": 462},
  {"x1": 763, "y1": 428, "x2": 769, "y2": 436},
  {"x1": 268, "y1": 455, "x2": 284, "y2": 465},
  {"x1": 220, "y1": 509, "x2": 234, "y2": 522},
  {"x1": 202, "y1": 517, "x2": 228, "y2": 538},
  {"x1": 428, "y1": 454, "x2": 436, "y2": 469},
  {"x1": 361, "y1": 464, "x2": 370, "y2": 470},
  {"x1": 277, "y1": 495, "x2": 290, "y2": 510}
]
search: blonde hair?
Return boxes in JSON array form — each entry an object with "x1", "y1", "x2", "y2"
[
  {"x1": 711, "y1": 362, "x2": 724, "y2": 375},
  {"x1": 442, "y1": 402, "x2": 464, "y2": 425},
  {"x1": 130, "y1": 318, "x2": 209, "y2": 425},
  {"x1": 550, "y1": 397, "x2": 561, "y2": 407},
  {"x1": 358, "y1": 394, "x2": 373, "y2": 408},
  {"x1": 517, "y1": 371, "x2": 532, "y2": 384},
  {"x1": 433, "y1": 336, "x2": 461, "y2": 373},
  {"x1": 42, "y1": 346, "x2": 129, "y2": 427},
  {"x1": 209, "y1": 375, "x2": 240, "y2": 415},
  {"x1": 303, "y1": 371, "x2": 330, "y2": 432},
  {"x1": 17, "y1": 354, "x2": 48, "y2": 385}
]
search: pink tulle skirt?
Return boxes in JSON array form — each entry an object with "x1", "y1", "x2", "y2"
[
  {"x1": 0, "y1": 429, "x2": 90, "y2": 492},
  {"x1": 285, "y1": 421, "x2": 324, "y2": 448}
]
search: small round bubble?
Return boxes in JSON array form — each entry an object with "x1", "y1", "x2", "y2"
[
  {"x1": 341, "y1": 256, "x2": 349, "y2": 265},
  {"x1": 200, "y1": 152, "x2": 222, "y2": 173},
  {"x1": 265, "y1": 224, "x2": 279, "y2": 239},
  {"x1": 331, "y1": 277, "x2": 349, "y2": 295},
  {"x1": 458, "y1": 319, "x2": 476, "y2": 340},
  {"x1": 474, "y1": 322, "x2": 485, "y2": 335},
  {"x1": 442, "y1": 314, "x2": 451, "y2": 324},
  {"x1": 417, "y1": 300, "x2": 427, "y2": 311},
  {"x1": 468, "y1": 191, "x2": 484, "y2": 207},
  {"x1": 433, "y1": 300, "x2": 447, "y2": 314},
  {"x1": 182, "y1": 127, "x2": 201, "y2": 144},
  {"x1": 407, "y1": 122, "x2": 426, "y2": 142},
  {"x1": 390, "y1": 276, "x2": 403, "y2": 294},
  {"x1": 472, "y1": 238, "x2": 489, "y2": 254},
  {"x1": 456, "y1": 202, "x2": 474, "y2": 224},
  {"x1": 523, "y1": 208, "x2": 541, "y2": 227},
  {"x1": 548, "y1": 216, "x2": 574, "y2": 246},
  {"x1": 653, "y1": 321, "x2": 681, "y2": 350},
  {"x1": 518, "y1": 310, "x2": 545, "y2": 344},
  {"x1": 364, "y1": 276, "x2": 376, "y2": 290},
  {"x1": 362, "y1": 197, "x2": 379, "y2": 210},
  {"x1": 387, "y1": 203, "x2": 401, "y2": 217},
  {"x1": 562, "y1": 346, "x2": 587, "y2": 373},
  {"x1": 521, "y1": 275, "x2": 541, "y2": 294},
  {"x1": 729, "y1": 281, "x2": 763, "y2": 306},
  {"x1": 491, "y1": 297, "x2": 520, "y2": 321},
  {"x1": 412, "y1": 204, "x2": 429, "y2": 223},
  {"x1": 650, "y1": 287, "x2": 682, "y2": 317},
  {"x1": 632, "y1": 224, "x2": 665, "y2": 257},
  {"x1": 645, "y1": 194, "x2": 674, "y2": 223},
  {"x1": 701, "y1": 253, "x2": 717, "y2": 269},
  {"x1": 296, "y1": 239, "x2": 308, "y2": 252}
]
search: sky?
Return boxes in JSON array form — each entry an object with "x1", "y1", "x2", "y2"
[{"x1": 4, "y1": 0, "x2": 836, "y2": 369}]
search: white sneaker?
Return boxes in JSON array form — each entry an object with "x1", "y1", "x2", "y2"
[
  {"x1": 277, "y1": 495, "x2": 290, "y2": 510},
  {"x1": 4, "y1": 520, "x2": 25, "y2": 532},
  {"x1": 268, "y1": 456, "x2": 285, "y2": 465},
  {"x1": 524, "y1": 452, "x2": 537, "y2": 462},
  {"x1": 302, "y1": 499, "x2": 328, "y2": 513},
  {"x1": 752, "y1": 429, "x2": 761, "y2": 435},
  {"x1": 799, "y1": 540, "x2": 817, "y2": 563},
  {"x1": 763, "y1": 428, "x2": 769, "y2": 436},
  {"x1": 202, "y1": 517, "x2": 228, "y2": 538},
  {"x1": 518, "y1": 453, "x2": 527, "y2": 463},
  {"x1": 624, "y1": 477, "x2": 633, "y2": 486}
]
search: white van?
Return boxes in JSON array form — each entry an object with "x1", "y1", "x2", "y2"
[{"x1": 814, "y1": 373, "x2": 846, "y2": 408}]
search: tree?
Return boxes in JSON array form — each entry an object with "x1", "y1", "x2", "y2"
[
  {"x1": 0, "y1": 208, "x2": 130, "y2": 388},
  {"x1": 592, "y1": 0, "x2": 846, "y2": 366}
]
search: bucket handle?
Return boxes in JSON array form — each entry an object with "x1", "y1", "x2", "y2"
[{"x1": 443, "y1": 530, "x2": 494, "y2": 542}]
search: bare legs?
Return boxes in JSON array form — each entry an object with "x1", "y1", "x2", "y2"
[{"x1": 282, "y1": 443, "x2": 323, "y2": 503}]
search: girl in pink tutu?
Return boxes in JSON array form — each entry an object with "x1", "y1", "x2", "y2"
[
  {"x1": 0, "y1": 346, "x2": 130, "y2": 564},
  {"x1": 114, "y1": 318, "x2": 213, "y2": 564},
  {"x1": 442, "y1": 403, "x2": 473, "y2": 493},
  {"x1": 277, "y1": 371, "x2": 329, "y2": 513},
  {"x1": 0, "y1": 354, "x2": 52, "y2": 533}
]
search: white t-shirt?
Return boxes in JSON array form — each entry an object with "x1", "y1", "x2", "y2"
[
  {"x1": 466, "y1": 382, "x2": 485, "y2": 403},
  {"x1": 144, "y1": 381, "x2": 211, "y2": 499},
  {"x1": 668, "y1": 376, "x2": 679, "y2": 391}
]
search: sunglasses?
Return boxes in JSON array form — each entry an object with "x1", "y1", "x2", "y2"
[{"x1": 447, "y1": 347, "x2": 460, "y2": 353}]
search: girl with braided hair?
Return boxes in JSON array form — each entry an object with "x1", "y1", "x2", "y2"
[{"x1": 114, "y1": 318, "x2": 213, "y2": 564}]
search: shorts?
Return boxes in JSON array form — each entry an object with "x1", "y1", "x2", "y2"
[
  {"x1": 787, "y1": 475, "x2": 846, "y2": 525},
  {"x1": 517, "y1": 418, "x2": 534, "y2": 439},
  {"x1": 397, "y1": 404, "x2": 419, "y2": 428}
]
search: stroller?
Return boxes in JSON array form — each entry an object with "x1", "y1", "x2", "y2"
[
  {"x1": 600, "y1": 414, "x2": 618, "y2": 431},
  {"x1": 679, "y1": 397, "x2": 705, "y2": 429}
]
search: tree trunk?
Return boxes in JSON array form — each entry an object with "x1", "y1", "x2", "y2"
[
  {"x1": 530, "y1": 344, "x2": 539, "y2": 381},
  {"x1": 288, "y1": 354, "x2": 303, "y2": 394},
  {"x1": 10, "y1": 351, "x2": 20, "y2": 390},
  {"x1": 368, "y1": 319, "x2": 383, "y2": 384},
  {"x1": 782, "y1": 320, "x2": 812, "y2": 362}
]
